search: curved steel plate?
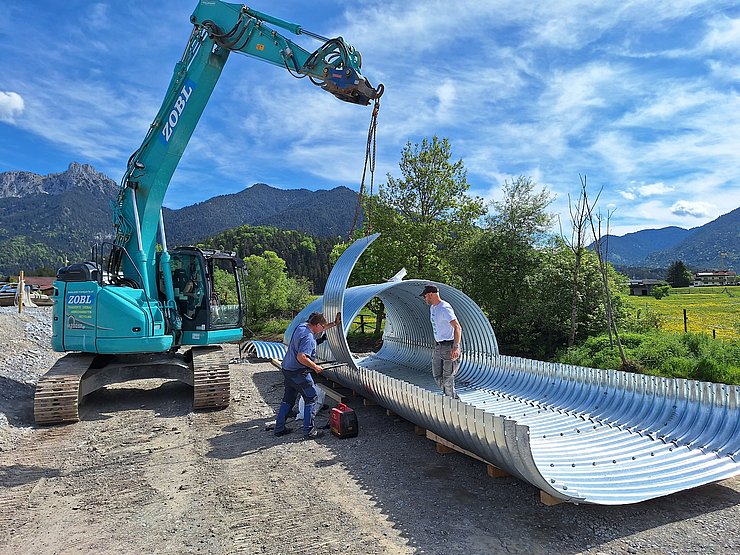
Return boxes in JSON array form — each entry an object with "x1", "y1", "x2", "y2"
[{"x1": 278, "y1": 236, "x2": 740, "y2": 505}]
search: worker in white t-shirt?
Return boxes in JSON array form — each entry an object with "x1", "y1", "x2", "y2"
[{"x1": 420, "y1": 284, "x2": 462, "y2": 398}]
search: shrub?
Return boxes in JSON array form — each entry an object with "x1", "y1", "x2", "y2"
[
  {"x1": 623, "y1": 306, "x2": 664, "y2": 333},
  {"x1": 695, "y1": 354, "x2": 731, "y2": 384},
  {"x1": 557, "y1": 331, "x2": 740, "y2": 385},
  {"x1": 633, "y1": 334, "x2": 690, "y2": 370},
  {"x1": 660, "y1": 356, "x2": 695, "y2": 379},
  {"x1": 652, "y1": 285, "x2": 671, "y2": 299}
]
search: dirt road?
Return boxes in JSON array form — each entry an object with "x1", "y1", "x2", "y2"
[{"x1": 1, "y1": 308, "x2": 739, "y2": 554}]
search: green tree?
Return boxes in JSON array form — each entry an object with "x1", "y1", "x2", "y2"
[
  {"x1": 652, "y1": 284, "x2": 671, "y2": 299},
  {"x1": 460, "y1": 176, "x2": 555, "y2": 353},
  {"x1": 366, "y1": 136, "x2": 485, "y2": 282},
  {"x1": 524, "y1": 238, "x2": 628, "y2": 356},
  {"x1": 333, "y1": 137, "x2": 485, "y2": 333},
  {"x1": 665, "y1": 260, "x2": 692, "y2": 287},
  {"x1": 243, "y1": 251, "x2": 309, "y2": 321}
]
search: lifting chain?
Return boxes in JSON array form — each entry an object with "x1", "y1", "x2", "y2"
[{"x1": 350, "y1": 90, "x2": 382, "y2": 239}]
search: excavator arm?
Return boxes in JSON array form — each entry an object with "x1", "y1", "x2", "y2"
[
  {"x1": 111, "y1": 0, "x2": 382, "y2": 309},
  {"x1": 192, "y1": 3, "x2": 380, "y2": 105}
]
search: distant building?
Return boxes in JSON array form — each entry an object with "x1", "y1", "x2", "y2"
[
  {"x1": 693, "y1": 270, "x2": 737, "y2": 286},
  {"x1": 22, "y1": 276, "x2": 56, "y2": 295},
  {"x1": 629, "y1": 279, "x2": 665, "y2": 296}
]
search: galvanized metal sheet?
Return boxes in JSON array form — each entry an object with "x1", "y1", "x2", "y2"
[
  {"x1": 241, "y1": 340, "x2": 287, "y2": 361},
  {"x1": 275, "y1": 236, "x2": 739, "y2": 505}
]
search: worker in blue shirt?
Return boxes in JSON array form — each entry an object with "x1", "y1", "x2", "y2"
[{"x1": 274, "y1": 311, "x2": 341, "y2": 439}]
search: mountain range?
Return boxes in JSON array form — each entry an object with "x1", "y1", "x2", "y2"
[
  {"x1": 0, "y1": 163, "x2": 737, "y2": 276},
  {"x1": 0, "y1": 163, "x2": 360, "y2": 275},
  {"x1": 594, "y1": 207, "x2": 739, "y2": 273},
  {"x1": 162, "y1": 182, "x2": 360, "y2": 246}
]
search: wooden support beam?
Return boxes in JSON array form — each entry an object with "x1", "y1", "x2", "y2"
[
  {"x1": 363, "y1": 398, "x2": 377, "y2": 406},
  {"x1": 316, "y1": 383, "x2": 348, "y2": 404},
  {"x1": 540, "y1": 491, "x2": 565, "y2": 506},
  {"x1": 426, "y1": 431, "x2": 509, "y2": 479},
  {"x1": 414, "y1": 425, "x2": 426, "y2": 436},
  {"x1": 427, "y1": 431, "x2": 489, "y2": 464},
  {"x1": 486, "y1": 465, "x2": 510, "y2": 478},
  {"x1": 436, "y1": 443, "x2": 456, "y2": 454}
]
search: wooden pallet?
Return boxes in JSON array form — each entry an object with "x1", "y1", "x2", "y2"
[{"x1": 423, "y1": 428, "x2": 564, "y2": 504}]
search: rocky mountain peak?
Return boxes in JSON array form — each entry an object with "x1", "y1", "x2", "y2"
[{"x1": 0, "y1": 162, "x2": 118, "y2": 199}]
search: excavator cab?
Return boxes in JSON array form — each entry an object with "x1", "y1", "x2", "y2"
[{"x1": 165, "y1": 247, "x2": 246, "y2": 345}]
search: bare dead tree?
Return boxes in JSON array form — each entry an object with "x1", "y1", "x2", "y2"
[
  {"x1": 584, "y1": 196, "x2": 627, "y2": 365},
  {"x1": 559, "y1": 175, "x2": 592, "y2": 347}
]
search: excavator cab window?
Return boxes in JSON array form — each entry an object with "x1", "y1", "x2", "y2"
[
  {"x1": 169, "y1": 248, "x2": 244, "y2": 332},
  {"x1": 170, "y1": 252, "x2": 207, "y2": 328},
  {"x1": 209, "y1": 257, "x2": 243, "y2": 328}
]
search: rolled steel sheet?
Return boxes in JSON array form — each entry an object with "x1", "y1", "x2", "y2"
[
  {"x1": 270, "y1": 236, "x2": 739, "y2": 505},
  {"x1": 241, "y1": 340, "x2": 287, "y2": 361}
]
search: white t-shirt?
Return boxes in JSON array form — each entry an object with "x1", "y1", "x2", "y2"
[{"x1": 430, "y1": 300, "x2": 457, "y2": 342}]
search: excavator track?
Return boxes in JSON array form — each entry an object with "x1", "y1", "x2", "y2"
[
  {"x1": 34, "y1": 354, "x2": 95, "y2": 425},
  {"x1": 191, "y1": 346, "x2": 230, "y2": 410}
]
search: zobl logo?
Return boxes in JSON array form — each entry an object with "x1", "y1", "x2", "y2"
[{"x1": 160, "y1": 79, "x2": 196, "y2": 144}]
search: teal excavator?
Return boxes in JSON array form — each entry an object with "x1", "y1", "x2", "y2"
[{"x1": 34, "y1": 0, "x2": 382, "y2": 424}]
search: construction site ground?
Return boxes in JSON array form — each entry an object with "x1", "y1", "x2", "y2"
[{"x1": 1, "y1": 306, "x2": 739, "y2": 555}]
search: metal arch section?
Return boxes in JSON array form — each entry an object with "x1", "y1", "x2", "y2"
[
  {"x1": 278, "y1": 236, "x2": 740, "y2": 504},
  {"x1": 323, "y1": 233, "x2": 380, "y2": 365},
  {"x1": 241, "y1": 340, "x2": 287, "y2": 361}
]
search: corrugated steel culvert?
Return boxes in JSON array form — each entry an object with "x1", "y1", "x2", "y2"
[{"x1": 259, "y1": 234, "x2": 740, "y2": 505}]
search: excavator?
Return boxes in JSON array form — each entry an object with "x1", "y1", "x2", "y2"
[{"x1": 34, "y1": 0, "x2": 382, "y2": 424}]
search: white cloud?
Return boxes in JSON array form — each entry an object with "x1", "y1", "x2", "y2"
[
  {"x1": 546, "y1": 64, "x2": 616, "y2": 115},
  {"x1": 670, "y1": 200, "x2": 715, "y2": 217},
  {"x1": 10, "y1": 75, "x2": 152, "y2": 165},
  {"x1": 707, "y1": 60, "x2": 740, "y2": 82},
  {"x1": 620, "y1": 86, "x2": 713, "y2": 124},
  {"x1": 701, "y1": 16, "x2": 740, "y2": 51},
  {"x1": 434, "y1": 80, "x2": 457, "y2": 121},
  {"x1": 638, "y1": 182, "x2": 673, "y2": 196},
  {"x1": 0, "y1": 91, "x2": 24, "y2": 123}
]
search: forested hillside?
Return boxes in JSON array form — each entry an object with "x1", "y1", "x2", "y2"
[
  {"x1": 595, "y1": 207, "x2": 739, "y2": 270},
  {"x1": 0, "y1": 164, "x2": 358, "y2": 276},
  {"x1": 644, "y1": 206, "x2": 740, "y2": 269},
  {"x1": 199, "y1": 225, "x2": 337, "y2": 293},
  {"x1": 0, "y1": 163, "x2": 117, "y2": 275},
  {"x1": 163, "y1": 183, "x2": 361, "y2": 245}
]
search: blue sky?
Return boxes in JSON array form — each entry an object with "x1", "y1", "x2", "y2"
[{"x1": 1, "y1": 1, "x2": 739, "y2": 236}]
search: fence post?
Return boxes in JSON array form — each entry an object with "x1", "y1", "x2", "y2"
[
  {"x1": 18, "y1": 271, "x2": 24, "y2": 314},
  {"x1": 683, "y1": 308, "x2": 687, "y2": 333}
]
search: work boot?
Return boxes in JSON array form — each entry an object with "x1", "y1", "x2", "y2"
[
  {"x1": 304, "y1": 429, "x2": 323, "y2": 439},
  {"x1": 274, "y1": 427, "x2": 294, "y2": 437}
]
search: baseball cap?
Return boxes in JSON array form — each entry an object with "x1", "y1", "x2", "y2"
[{"x1": 420, "y1": 285, "x2": 439, "y2": 297}]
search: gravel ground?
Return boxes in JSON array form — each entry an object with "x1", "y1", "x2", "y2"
[{"x1": 1, "y1": 306, "x2": 739, "y2": 555}]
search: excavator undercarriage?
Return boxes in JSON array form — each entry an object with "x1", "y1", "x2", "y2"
[{"x1": 34, "y1": 346, "x2": 230, "y2": 425}]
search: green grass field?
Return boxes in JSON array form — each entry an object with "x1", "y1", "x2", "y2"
[{"x1": 622, "y1": 286, "x2": 740, "y2": 339}]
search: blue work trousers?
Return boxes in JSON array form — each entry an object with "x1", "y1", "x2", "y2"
[{"x1": 275, "y1": 369, "x2": 318, "y2": 435}]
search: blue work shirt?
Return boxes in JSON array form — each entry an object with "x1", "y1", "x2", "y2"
[{"x1": 282, "y1": 323, "x2": 318, "y2": 372}]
